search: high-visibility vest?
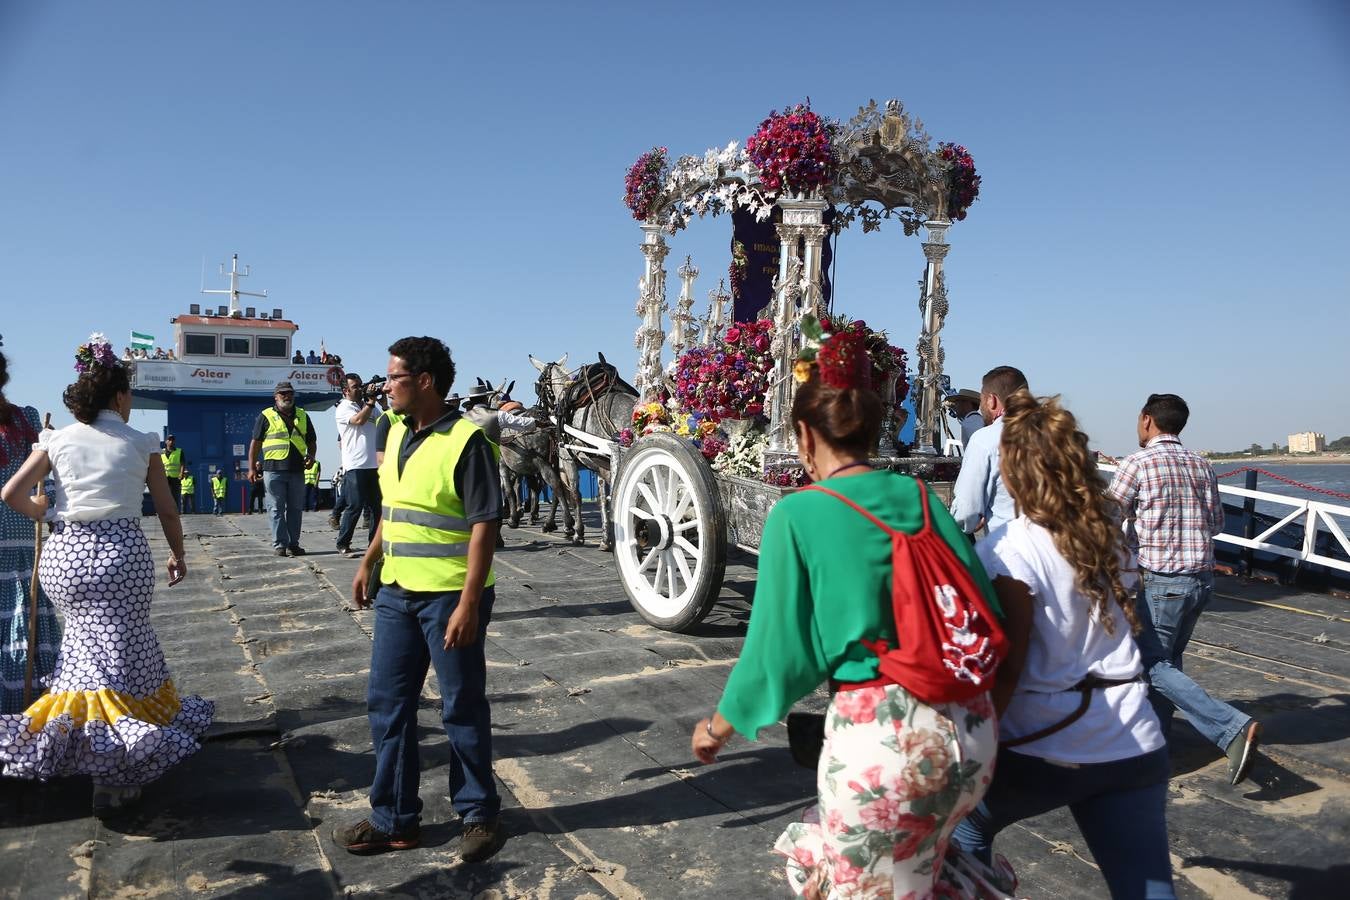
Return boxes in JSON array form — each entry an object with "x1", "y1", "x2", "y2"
[
  {"x1": 261, "y1": 408, "x2": 310, "y2": 462},
  {"x1": 181, "y1": 474, "x2": 196, "y2": 494},
  {"x1": 162, "y1": 447, "x2": 184, "y2": 478},
  {"x1": 304, "y1": 461, "x2": 321, "y2": 485},
  {"x1": 378, "y1": 416, "x2": 497, "y2": 593},
  {"x1": 211, "y1": 475, "x2": 228, "y2": 499}
]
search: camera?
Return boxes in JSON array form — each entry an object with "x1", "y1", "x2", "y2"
[{"x1": 363, "y1": 376, "x2": 387, "y2": 403}]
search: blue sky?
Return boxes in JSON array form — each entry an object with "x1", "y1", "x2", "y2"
[{"x1": 1, "y1": 0, "x2": 1347, "y2": 471}]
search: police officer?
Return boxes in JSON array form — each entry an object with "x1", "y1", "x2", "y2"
[
  {"x1": 335, "y1": 337, "x2": 505, "y2": 863},
  {"x1": 161, "y1": 434, "x2": 185, "y2": 507},
  {"x1": 211, "y1": 469, "x2": 229, "y2": 516},
  {"x1": 179, "y1": 469, "x2": 197, "y2": 514},
  {"x1": 247, "y1": 381, "x2": 318, "y2": 556}
]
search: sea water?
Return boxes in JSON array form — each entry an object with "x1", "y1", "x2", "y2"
[{"x1": 1210, "y1": 462, "x2": 1350, "y2": 530}]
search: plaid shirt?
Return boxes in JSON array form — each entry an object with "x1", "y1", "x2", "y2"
[{"x1": 1106, "y1": 435, "x2": 1224, "y2": 574}]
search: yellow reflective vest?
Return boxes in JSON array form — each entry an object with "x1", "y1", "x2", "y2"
[
  {"x1": 261, "y1": 408, "x2": 310, "y2": 462},
  {"x1": 379, "y1": 416, "x2": 496, "y2": 593},
  {"x1": 161, "y1": 447, "x2": 184, "y2": 478},
  {"x1": 304, "y1": 460, "x2": 321, "y2": 485},
  {"x1": 180, "y1": 474, "x2": 196, "y2": 494},
  {"x1": 211, "y1": 475, "x2": 229, "y2": 499}
]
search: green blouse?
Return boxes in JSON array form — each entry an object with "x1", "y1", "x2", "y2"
[{"x1": 717, "y1": 470, "x2": 1000, "y2": 739}]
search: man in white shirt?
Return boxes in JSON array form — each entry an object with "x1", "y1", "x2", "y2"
[
  {"x1": 950, "y1": 366, "x2": 1028, "y2": 536},
  {"x1": 334, "y1": 373, "x2": 383, "y2": 556}
]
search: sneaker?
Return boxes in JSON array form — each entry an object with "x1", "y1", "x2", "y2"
[
  {"x1": 288, "y1": 546, "x2": 307, "y2": 557},
  {"x1": 328, "y1": 514, "x2": 340, "y2": 529},
  {"x1": 275, "y1": 546, "x2": 288, "y2": 557},
  {"x1": 460, "y1": 818, "x2": 505, "y2": 863},
  {"x1": 92, "y1": 784, "x2": 142, "y2": 819},
  {"x1": 331, "y1": 818, "x2": 420, "y2": 855},
  {"x1": 336, "y1": 544, "x2": 351, "y2": 556},
  {"x1": 1227, "y1": 720, "x2": 1261, "y2": 785}
]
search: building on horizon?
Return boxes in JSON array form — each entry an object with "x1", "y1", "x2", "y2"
[{"x1": 1288, "y1": 431, "x2": 1326, "y2": 454}]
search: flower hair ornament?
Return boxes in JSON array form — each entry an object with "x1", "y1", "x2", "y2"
[
  {"x1": 794, "y1": 315, "x2": 873, "y2": 390},
  {"x1": 74, "y1": 332, "x2": 121, "y2": 375}
]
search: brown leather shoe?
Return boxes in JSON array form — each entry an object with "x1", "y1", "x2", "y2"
[
  {"x1": 1226, "y1": 720, "x2": 1261, "y2": 786},
  {"x1": 332, "y1": 818, "x2": 420, "y2": 855},
  {"x1": 460, "y1": 818, "x2": 505, "y2": 863}
]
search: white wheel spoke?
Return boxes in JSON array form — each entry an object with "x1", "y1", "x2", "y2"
[
  {"x1": 636, "y1": 483, "x2": 660, "y2": 515},
  {"x1": 648, "y1": 468, "x2": 667, "y2": 509},
  {"x1": 628, "y1": 506, "x2": 653, "y2": 520},
  {"x1": 674, "y1": 536, "x2": 700, "y2": 559},
  {"x1": 666, "y1": 468, "x2": 680, "y2": 513},
  {"x1": 673, "y1": 518, "x2": 700, "y2": 534},
  {"x1": 671, "y1": 543, "x2": 693, "y2": 587},
  {"x1": 672, "y1": 488, "x2": 693, "y2": 522},
  {"x1": 638, "y1": 547, "x2": 658, "y2": 574},
  {"x1": 665, "y1": 554, "x2": 678, "y2": 598},
  {"x1": 653, "y1": 553, "x2": 666, "y2": 593}
]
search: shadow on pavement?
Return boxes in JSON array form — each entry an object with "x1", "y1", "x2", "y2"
[{"x1": 1181, "y1": 857, "x2": 1349, "y2": 899}]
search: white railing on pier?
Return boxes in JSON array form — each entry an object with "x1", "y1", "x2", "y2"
[{"x1": 1097, "y1": 464, "x2": 1350, "y2": 575}]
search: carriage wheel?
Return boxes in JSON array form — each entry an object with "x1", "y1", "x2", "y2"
[{"x1": 612, "y1": 433, "x2": 727, "y2": 631}]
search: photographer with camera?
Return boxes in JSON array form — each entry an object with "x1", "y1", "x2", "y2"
[{"x1": 334, "y1": 372, "x2": 384, "y2": 556}]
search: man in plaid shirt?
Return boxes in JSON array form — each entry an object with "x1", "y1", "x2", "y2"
[{"x1": 1108, "y1": 393, "x2": 1261, "y2": 785}]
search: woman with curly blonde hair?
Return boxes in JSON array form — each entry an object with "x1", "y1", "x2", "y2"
[{"x1": 951, "y1": 390, "x2": 1175, "y2": 899}]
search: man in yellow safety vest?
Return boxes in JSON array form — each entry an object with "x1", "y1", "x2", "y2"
[
  {"x1": 161, "y1": 434, "x2": 185, "y2": 507},
  {"x1": 179, "y1": 470, "x2": 197, "y2": 514},
  {"x1": 304, "y1": 458, "x2": 322, "y2": 512},
  {"x1": 211, "y1": 469, "x2": 229, "y2": 516},
  {"x1": 247, "y1": 381, "x2": 318, "y2": 556},
  {"x1": 335, "y1": 337, "x2": 504, "y2": 863}
]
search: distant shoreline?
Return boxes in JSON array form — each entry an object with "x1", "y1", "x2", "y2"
[{"x1": 1206, "y1": 455, "x2": 1350, "y2": 467}]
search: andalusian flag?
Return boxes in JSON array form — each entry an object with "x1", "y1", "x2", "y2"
[{"x1": 130, "y1": 331, "x2": 154, "y2": 350}]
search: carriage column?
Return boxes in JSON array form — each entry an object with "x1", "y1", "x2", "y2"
[
  {"x1": 767, "y1": 196, "x2": 829, "y2": 454},
  {"x1": 914, "y1": 218, "x2": 951, "y2": 455},
  {"x1": 634, "y1": 223, "x2": 670, "y2": 402}
]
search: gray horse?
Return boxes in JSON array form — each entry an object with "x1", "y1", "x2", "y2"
[{"x1": 529, "y1": 353, "x2": 638, "y2": 551}]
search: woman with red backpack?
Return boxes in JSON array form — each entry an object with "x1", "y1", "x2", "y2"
[
  {"x1": 950, "y1": 390, "x2": 1175, "y2": 899},
  {"x1": 690, "y1": 330, "x2": 1006, "y2": 897}
]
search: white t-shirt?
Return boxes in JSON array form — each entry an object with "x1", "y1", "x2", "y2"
[
  {"x1": 977, "y1": 516, "x2": 1165, "y2": 764},
  {"x1": 335, "y1": 398, "x2": 378, "y2": 471},
  {"x1": 39, "y1": 410, "x2": 159, "y2": 522}
]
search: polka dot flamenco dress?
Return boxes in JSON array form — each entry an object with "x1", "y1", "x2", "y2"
[{"x1": 0, "y1": 517, "x2": 213, "y2": 785}]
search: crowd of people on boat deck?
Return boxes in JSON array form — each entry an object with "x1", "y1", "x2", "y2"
[{"x1": 0, "y1": 328, "x2": 1260, "y2": 897}]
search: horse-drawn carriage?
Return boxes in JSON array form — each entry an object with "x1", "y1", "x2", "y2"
[{"x1": 528, "y1": 99, "x2": 980, "y2": 633}]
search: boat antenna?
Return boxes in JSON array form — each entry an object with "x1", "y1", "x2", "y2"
[{"x1": 202, "y1": 252, "x2": 268, "y2": 317}]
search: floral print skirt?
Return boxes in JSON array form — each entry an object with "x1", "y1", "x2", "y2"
[{"x1": 776, "y1": 684, "x2": 998, "y2": 899}]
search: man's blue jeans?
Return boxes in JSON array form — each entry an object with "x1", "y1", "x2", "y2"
[
  {"x1": 367, "y1": 583, "x2": 499, "y2": 833},
  {"x1": 1135, "y1": 570, "x2": 1249, "y2": 751},
  {"x1": 262, "y1": 470, "x2": 306, "y2": 549},
  {"x1": 337, "y1": 468, "x2": 380, "y2": 550},
  {"x1": 951, "y1": 747, "x2": 1175, "y2": 899}
]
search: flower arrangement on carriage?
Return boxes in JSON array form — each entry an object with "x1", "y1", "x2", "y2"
[{"x1": 573, "y1": 97, "x2": 981, "y2": 631}]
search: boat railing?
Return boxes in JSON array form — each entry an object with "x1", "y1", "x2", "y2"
[{"x1": 1097, "y1": 464, "x2": 1350, "y2": 575}]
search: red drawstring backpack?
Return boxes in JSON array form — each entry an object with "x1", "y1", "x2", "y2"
[{"x1": 806, "y1": 478, "x2": 1008, "y2": 704}]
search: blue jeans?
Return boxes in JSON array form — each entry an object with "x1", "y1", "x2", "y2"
[
  {"x1": 305, "y1": 484, "x2": 319, "y2": 511},
  {"x1": 1136, "y1": 571, "x2": 1249, "y2": 751},
  {"x1": 213, "y1": 496, "x2": 225, "y2": 516},
  {"x1": 262, "y1": 470, "x2": 306, "y2": 549},
  {"x1": 337, "y1": 468, "x2": 380, "y2": 550},
  {"x1": 367, "y1": 583, "x2": 499, "y2": 832},
  {"x1": 952, "y1": 747, "x2": 1175, "y2": 899}
]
